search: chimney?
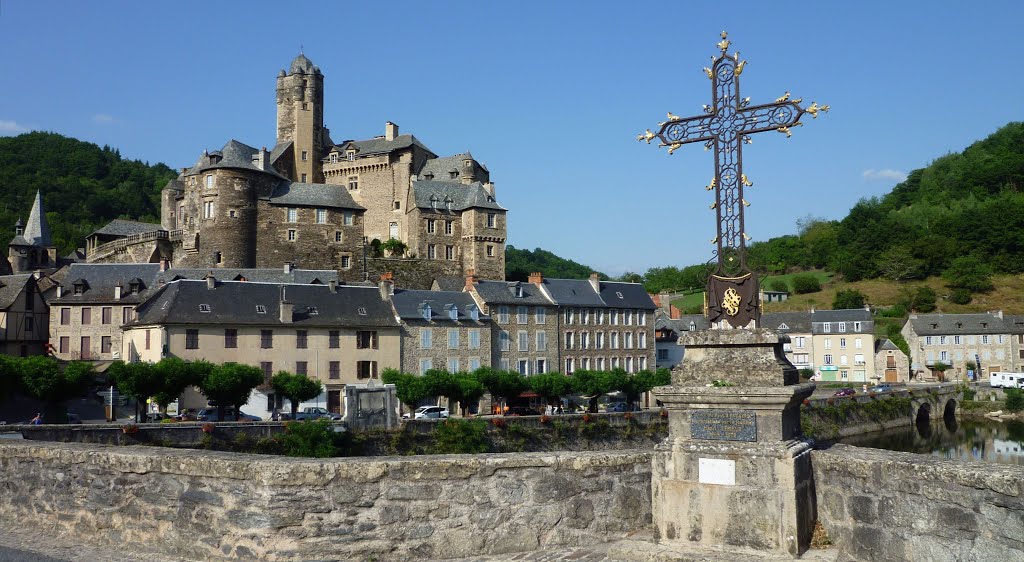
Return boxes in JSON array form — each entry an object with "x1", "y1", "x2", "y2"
[
  {"x1": 159, "y1": 258, "x2": 169, "y2": 272},
  {"x1": 588, "y1": 273, "x2": 600, "y2": 292},
  {"x1": 528, "y1": 271, "x2": 543, "y2": 285},
  {"x1": 465, "y1": 269, "x2": 479, "y2": 291},
  {"x1": 114, "y1": 284, "x2": 122, "y2": 300},
  {"x1": 328, "y1": 280, "x2": 337, "y2": 293},
  {"x1": 258, "y1": 147, "x2": 271, "y2": 171},
  {"x1": 280, "y1": 286, "x2": 293, "y2": 323},
  {"x1": 658, "y1": 290, "x2": 672, "y2": 314},
  {"x1": 385, "y1": 121, "x2": 399, "y2": 141},
  {"x1": 379, "y1": 272, "x2": 394, "y2": 301},
  {"x1": 56, "y1": 285, "x2": 62, "y2": 298},
  {"x1": 996, "y1": 310, "x2": 1004, "y2": 319},
  {"x1": 483, "y1": 182, "x2": 496, "y2": 199},
  {"x1": 283, "y1": 262, "x2": 294, "y2": 274},
  {"x1": 205, "y1": 272, "x2": 216, "y2": 290}
]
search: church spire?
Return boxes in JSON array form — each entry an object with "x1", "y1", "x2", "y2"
[{"x1": 22, "y1": 190, "x2": 51, "y2": 246}]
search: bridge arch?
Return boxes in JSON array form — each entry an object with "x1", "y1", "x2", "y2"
[{"x1": 914, "y1": 402, "x2": 932, "y2": 426}]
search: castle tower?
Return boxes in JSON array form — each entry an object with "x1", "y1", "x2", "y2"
[
  {"x1": 8, "y1": 190, "x2": 57, "y2": 273},
  {"x1": 276, "y1": 53, "x2": 326, "y2": 183}
]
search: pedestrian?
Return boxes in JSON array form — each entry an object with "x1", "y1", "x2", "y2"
[
  {"x1": 544, "y1": 404, "x2": 553, "y2": 416},
  {"x1": 556, "y1": 404, "x2": 563, "y2": 415},
  {"x1": 30, "y1": 413, "x2": 42, "y2": 425}
]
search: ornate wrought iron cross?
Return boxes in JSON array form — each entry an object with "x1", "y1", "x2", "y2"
[{"x1": 638, "y1": 32, "x2": 827, "y2": 328}]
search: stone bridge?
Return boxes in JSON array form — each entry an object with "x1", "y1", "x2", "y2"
[{"x1": 807, "y1": 383, "x2": 962, "y2": 428}]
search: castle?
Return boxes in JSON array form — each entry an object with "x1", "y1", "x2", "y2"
[{"x1": 84, "y1": 53, "x2": 507, "y2": 285}]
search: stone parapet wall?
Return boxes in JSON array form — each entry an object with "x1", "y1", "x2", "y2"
[
  {"x1": 812, "y1": 444, "x2": 1024, "y2": 561},
  {"x1": 0, "y1": 441, "x2": 652, "y2": 561}
]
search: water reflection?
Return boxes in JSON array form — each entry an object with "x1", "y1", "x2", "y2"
[{"x1": 839, "y1": 419, "x2": 1024, "y2": 466}]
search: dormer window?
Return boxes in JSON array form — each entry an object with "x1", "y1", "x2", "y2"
[
  {"x1": 199, "y1": 304, "x2": 211, "y2": 313},
  {"x1": 308, "y1": 307, "x2": 319, "y2": 315},
  {"x1": 358, "y1": 307, "x2": 367, "y2": 315},
  {"x1": 449, "y1": 307, "x2": 458, "y2": 320},
  {"x1": 444, "y1": 195, "x2": 453, "y2": 210},
  {"x1": 449, "y1": 171, "x2": 458, "y2": 179},
  {"x1": 689, "y1": 321, "x2": 697, "y2": 331},
  {"x1": 73, "y1": 285, "x2": 84, "y2": 295},
  {"x1": 515, "y1": 285, "x2": 524, "y2": 298},
  {"x1": 430, "y1": 195, "x2": 439, "y2": 209},
  {"x1": 256, "y1": 305, "x2": 267, "y2": 314},
  {"x1": 469, "y1": 305, "x2": 479, "y2": 321},
  {"x1": 422, "y1": 304, "x2": 431, "y2": 321},
  {"x1": 330, "y1": 152, "x2": 338, "y2": 163},
  {"x1": 778, "y1": 323, "x2": 789, "y2": 330},
  {"x1": 424, "y1": 173, "x2": 434, "y2": 180},
  {"x1": 616, "y1": 291, "x2": 624, "y2": 299}
]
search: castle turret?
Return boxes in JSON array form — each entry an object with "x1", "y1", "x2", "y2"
[
  {"x1": 8, "y1": 190, "x2": 57, "y2": 273},
  {"x1": 276, "y1": 53, "x2": 326, "y2": 183}
]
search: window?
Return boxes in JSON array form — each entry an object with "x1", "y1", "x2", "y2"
[
  {"x1": 24, "y1": 317, "x2": 32, "y2": 333},
  {"x1": 498, "y1": 306, "x2": 510, "y2": 323},
  {"x1": 583, "y1": 309, "x2": 590, "y2": 325},
  {"x1": 657, "y1": 349, "x2": 669, "y2": 361},
  {"x1": 81, "y1": 308, "x2": 91, "y2": 325},
  {"x1": 419, "y1": 359, "x2": 432, "y2": 374},
  {"x1": 517, "y1": 306, "x2": 528, "y2": 324},
  {"x1": 838, "y1": 322, "x2": 847, "y2": 333},
  {"x1": 469, "y1": 358, "x2": 481, "y2": 371},
  {"x1": 427, "y1": 219, "x2": 436, "y2": 234},
  {"x1": 205, "y1": 175, "x2": 213, "y2": 188},
  {"x1": 145, "y1": 330, "x2": 150, "y2": 350},
  {"x1": 422, "y1": 304, "x2": 432, "y2": 321},
  {"x1": 427, "y1": 245, "x2": 436, "y2": 259},
  {"x1": 261, "y1": 329, "x2": 273, "y2": 349},
  {"x1": 122, "y1": 307, "x2": 132, "y2": 324},
  {"x1": 60, "y1": 308, "x2": 70, "y2": 325},
  {"x1": 348, "y1": 176, "x2": 358, "y2": 191},
  {"x1": 448, "y1": 329, "x2": 459, "y2": 349},
  {"x1": 329, "y1": 330, "x2": 340, "y2": 349},
  {"x1": 214, "y1": 252, "x2": 222, "y2": 264},
  {"x1": 445, "y1": 245, "x2": 454, "y2": 260},
  {"x1": 518, "y1": 331, "x2": 529, "y2": 352},
  {"x1": 341, "y1": 255, "x2": 351, "y2": 269},
  {"x1": 421, "y1": 329, "x2": 433, "y2": 349},
  {"x1": 840, "y1": 338, "x2": 847, "y2": 349},
  {"x1": 287, "y1": 229, "x2": 297, "y2": 241},
  {"x1": 316, "y1": 208, "x2": 327, "y2": 223},
  {"x1": 535, "y1": 307, "x2": 546, "y2": 324},
  {"x1": 939, "y1": 336, "x2": 946, "y2": 345},
  {"x1": 295, "y1": 361, "x2": 308, "y2": 376},
  {"x1": 287, "y1": 208, "x2": 297, "y2": 223},
  {"x1": 611, "y1": 311, "x2": 620, "y2": 325},
  {"x1": 330, "y1": 152, "x2": 338, "y2": 163},
  {"x1": 224, "y1": 329, "x2": 237, "y2": 348},
  {"x1": 824, "y1": 354, "x2": 833, "y2": 365},
  {"x1": 794, "y1": 353, "x2": 809, "y2": 364},
  {"x1": 301, "y1": 150, "x2": 308, "y2": 161},
  {"x1": 445, "y1": 220, "x2": 453, "y2": 235},
  {"x1": 581, "y1": 331, "x2": 590, "y2": 349},
  {"x1": 795, "y1": 336, "x2": 805, "y2": 348},
  {"x1": 518, "y1": 359, "x2": 529, "y2": 375},
  {"x1": 357, "y1": 361, "x2": 378, "y2": 379},
  {"x1": 564, "y1": 332, "x2": 574, "y2": 350},
  {"x1": 536, "y1": 331, "x2": 547, "y2": 352},
  {"x1": 357, "y1": 331, "x2": 378, "y2": 349},
  {"x1": 101, "y1": 336, "x2": 111, "y2": 354},
  {"x1": 101, "y1": 307, "x2": 111, "y2": 325},
  {"x1": 500, "y1": 330, "x2": 510, "y2": 351},
  {"x1": 486, "y1": 245, "x2": 495, "y2": 257},
  {"x1": 343, "y1": 212, "x2": 354, "y2": 226},
  {"x1": 855, "y1": 338, "x2": 862, "y2": 349},
  {"x1": 625, "y1": 311, "x2": 634, "y2": 325},
  {"x1": 611, "y1": 332, "x2": 619, "y2": 349},
  {"x1": 638, "y1": 332, "x2": 647, "y2": 349},
  {"x1": 953, "y1": 335, "x2": 961, "y2": 345},
  {"x1": 186, "y1": 329, "x2": 199, "y2": 350},
  {"x1": 626, "y1": 357, "x2": 634, "y2": 373},
  {"x1": 535, "y1": 358, "x2": 547, "y2": 374},
  {"x1": 329, "y1": 361, "x2": 340, "y2": 379},
  {"x1": 447, "y1": 307, "x2": 458, "y2": 321},
  {"x1": 80, "y1": 337, "x2": 91, "y2": 359},
  {"x1": 256, "y1": 305, "x2": 267, "y2": 314},
  {"x1": 998, "y1": 335, "x2": 1005, "y2": 344},
  {"x1": 565, "y1": 357, "x2": 574, "y2": 374},
  {"x1": 983, "y1": 335, "x2": 990, "y2": 345},
  {"x1": 840, "y1": 355, "x2": 848, "y2": 365},
  {"x1": 940, "y1": 351, "x2": 948, "y2": 361},
  {"x1": 198, "y1": 304, "x2": 211, "y2": 313},
  {"x1": 469, "y1": 329, "x2": 480, "y2": 349},
  {"x1": 296, "y1": 330, "x2": 308, "y2": 349},
  {"x1": 853, "y1": 322, "x2": 862, "y2": 332},
  {"x1": 335, "y1": 231, "x2": 343, "y2": 243},
  {"x1": 203, "y1": 201, "x2": 214, "y2": 220},
  {"x1": 624, "y1": 332, "x2": 633, "y2": 349},
  {"x1": 565, "y1": 309, "x2": 574, "y2": 324},
  {"x1": 841, "y1": 370, "x2": 848, "y2": 380},
  {"x1": 925, "y1": 336, "x2": 932, "y2": 345},
  {"x1": 59, "y1": 337, "x2": 69, "y2": 354},
  {"x1": 487, "y1": 213, "x2": 496, "y2": 228},
  {"x1": 824, "y1": 338, "x2": 832, "y2": 350},
  {"x1": 823, "y1": 322, "x2": 831, "y2": 333},
  {"x1": 448, "y1": 358, "x2": 460, "y2": 373},
  {"x1": 855, "y1": 354, "x2": 865, "y2": 365},
  {"x1": 346, "y1": 151, "x2": 355, "y2": 162},
  {"x1": 596, "y1": 332, "x2": 605, "y2": 349}
]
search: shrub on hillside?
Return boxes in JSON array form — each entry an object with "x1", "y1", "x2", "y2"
[
  {"x1": 948, "y1": 288, "x2": 973, "y2": 305},
  {"x1": 911, "y1": 286, "x2": 937, "y2": 313},
  {"x1": 769, "y1": 279, "x2": 789, "y2": 293},
  {"x1": 792, "y1": 274, "x2": 822, "y2": 294},
  {"x1": 877, "y1": 304, "x2": 907, "y2": 318},
  {"x1": 943, "y1": 255, "x2": 994, "y2": 293},
  {"x1": 1006, "y1": 389, "x2": 1024, "y2": 413},
  {"x1": 832, "y1": 289, "x2": 866, "y2": 310}
]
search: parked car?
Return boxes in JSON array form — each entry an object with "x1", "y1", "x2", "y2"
[
  {"x1": 196, "y1": 408, "x2": 261, "y2": 422},
  {"x1": 868, "y1": 383, "x2": 895, "y2": 393},
  {"x1": 290, "y1": 407, "x2": 343, "y2": 421},
  {"x1": 606, "y1": 402, "x2": 633, "y2": 413},
  {"x1": 404, "y1": 406, "x2": 449, "y2": 420},
  {"x1": 833, "y1": 388, "x2": 856, "y2": 397},
  {"x1": 506, "y1": 406, "x2": 539, "y2": 416}
]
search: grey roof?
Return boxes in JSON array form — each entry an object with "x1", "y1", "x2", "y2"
[
  {"x1": 269, "y1": 141, "x2": 292, "y2": 167},
  {"x1": 908, "y1": 313, "x2": 1011, "y2": 336},
  {"x1": 875, "y1": 338, "x2": 901, "y2": 353},
  {"x1": 675, "y1": 314, "x2": 711, "y2": 331},
  {"x1": 192, "y1": 140, "x2": 287, "y2": 179},
  {"x1": 595, "y1": 280, "x2": 657, "y2": 310},
  {"x1": 655, "y1": 313, "x2": 703, "y2": 334},
  {"x1": 334, "y1": 134, "x2": 433, "y2": 159},
  {"x1": 811, "y1": 309, "x2": 872, "y2": 323},
  {"x1": 268, "y1": 182, "x2": 365, "y2": 210},
  {"x1": 391, "y1": 289, "x2": 489, "y2": 323},
  {"x1": 762, "y1": 312, "x2": 812, "y2": 333},
  {"x1": 432, "y1": 276, "x2": 465, "y2": 292},
  {"x1": 88, "y1": 219, "x2": 162, "y2": 238},
  {"x1": 131, "y1": 280, "x2": 399, "y2": 328},
  {"x1": 158, "y1": 268, "x2": 340, "y2": 285},
  {"x1": 418, "y1": 153, "x2": 474, "y2": 180},
  {"x1": 412, "y1": 181, "x2": 505, "y2": 212},
  {"x1": 51, "y1": 263, "x2": 162, "y2": 304},
  {"x1": 541, "y1": 278, "x2": 610, "y2": 307},
  {"x1": 11, "y1": 191, "x2": 52, "y2": 247},
  {"x1": 472, "y1": 279, "x2": 553, "y2": 306},
  {"x1": 0, "y1": 275, "x2": 34, "y2": 309},
  {"x1": 289, "y1": 53, "x2": 317, "y2": 75}
]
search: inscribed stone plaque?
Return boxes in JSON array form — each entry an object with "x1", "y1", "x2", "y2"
[
  {"x1": 690, "y1": 409, "x2": 757, "y2": 442},
  {"x1": 698, "y1": 458, "x2": 736, "y2": 486}
]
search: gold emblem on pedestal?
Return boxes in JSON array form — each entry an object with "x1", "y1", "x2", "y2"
[{"x1": 723, "y1": 287, "x2": 741, "y2": 316}]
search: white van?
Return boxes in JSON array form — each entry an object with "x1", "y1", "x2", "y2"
[{"x1": 989, "y1": 372, "x2": 1024, "y2": 388}]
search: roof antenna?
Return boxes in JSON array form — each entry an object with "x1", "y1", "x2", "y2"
[{"x1": 300, "y1": 43, "x2": 304, "y2": 54}]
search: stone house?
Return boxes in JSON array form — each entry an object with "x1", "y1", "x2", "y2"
[
  {"x1": 762, "y1": 312, "x2": 814, "y2": 372},
  {"x1": 901, "y1": 312, "x2": 1015, "y2": 381},
  {"x1": 874, "y1": 338, "x2": 910, "y2": 383},
  {"x1": 810, "y1": 309, "x2": 876, "y2": 383},
  {"x1": 390, "y1": 283, "x2": 492, "y2": 375},
  {"x1": 0, "y1": 274, "x2": 49, "y2": 356},
  {"x1": 48, "y1": 263, "x2": 162, "y2": 362},
  {"x1": 123, "y1": 277, "x2": 400, "y2": 417},
  {"x1": 654, "y1": 314, "x2": 695, "y2": 370}
]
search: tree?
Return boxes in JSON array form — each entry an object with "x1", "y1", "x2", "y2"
[
  {"x1": 271, "y1": 371, "x2": 324, "y2": 419},
  {"x1": 616, "y1": 369, "x2": 666, "y2": 410},
  {"x1": 570, "y1": 370, "x2": 618, "y2": 412},
  {"x1": 381, "y1": 368, "x2": 430, "y2": 413},
  {"x1": 875, "y1": 246, "x2": 921, "y2": 282},
  {"x1": 526, "y1": 372, "x2": 571, "y2": 407},
  {"x1": 421, "y1": 369, "x2": 465, "y2": 413},
  {"x1": 454, "y1": 372, "x2": 485, "y2": 416},
  {"x1": 476, "y1": 368, "x2": 527, "y2": 414},
  {"x1": 931, "y1": 361, "x2": 950, "y2": 382},
  {"x1": 911, "y1": 286, "x2": 937, "y2": 313},
  {"x1": 198, "y1": 363, "x2": 263, "y2": 421},
  {"x1": 768, "y1": 279, "x2": 789, "y2": 293},
  {"x1": 0, "y1": 355, "x2": 20, "y2": 404},
  {"x1": 20, "y1": 358, "x2": 93, "y2": 422},
  {"x1": 380, "y1": 238, "x2": 408, "y2": 257},
  {"x1": 943, "y1": 255, "x2": 995, "y2": 293},
  {"x1": 791, "y1": 273, "x2": 821, "y2": 294},
  {"x1": 948, "y1": 288, "x2": 972, "y2": 305},
  {"x1": 832, "y1": 289, "x2": 866, "y2": 310},
  {"x1": 152, "y1": 357, "x2": 200, "y2": 414},
  {"x1": 109, "y1": 361, "x2": 164, "y2": 422}
]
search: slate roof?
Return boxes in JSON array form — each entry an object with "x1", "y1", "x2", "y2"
[
  {"x1": 157, "y1": 268, "x2": 340, "y2": 285},
  {"x1": 51, "y1": 264, "x2": 162, "y2": 304},
  {"x1": 418, "y1": 153, "x2": 484, "y2": 180},
  {"x1": 411, "y1": 181, "x2": 505, "y2": 212},
  {"x1": 334, "y1": 134, "x2": 433, "y2": 158},
  {"x1": 432, "y1": 276, "x2": 465, "y2": 292},
  {"x1": 675, "y1": 314, "x2": 711, "y2": 331},
  {"x1": 762, "y1": 312, "x2": 812, "y2": 333},
  {"x1": 595, "y1": 280, "x2": 657, "y2": 310},
  {"x1": 191, "y1": 140, "x2": 287, "y2": 179},
  {"x1": 267, "y1": 182, "x2": 365, "y2": 210},
  {"x1": 0, "y1": 275, "x2": 34, "y2": 309},
  {"x1": 269, "y1": 141, "x2": 292, "y2": 167},
  {"x1": 907, "y1": 313, "x2": 1010, "y2": 336},
  {"x1": 10, "y1": 191, "x2": 52, "y2": 247},
  {"x1": 471, "y1": 278, "x2": 656, "y2": 310},
  {"x1": 130, "y1": 280, "x2": 399, "y2": 328},
  {"x1": 811, "y1": 309, "x2": 872, "y2": 323},
  {"x1": 289, "y1": 53, "x2": 317, "y2": 75},
  {"x1": 391, "y1": 289, "x2": 489, "y2": 323},
  {"x1": 654, "y1": 313, "x2": 699, "y2": 334},
  {"x1": 875, "y1": 338, "x2": 901, "y2": 353},
  {"x1": 88, "y1": 219, "x2": 162, "y2": 238},
  {"x1": 472, "y1": 279, "x2": 552, "y2": 306}
]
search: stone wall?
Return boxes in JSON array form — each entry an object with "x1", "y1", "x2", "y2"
[
  {"x1": 813, "y1": 444, "x2": 1024, "y2": 561},
  {"x1": 0, "y1": 441, "x2": 652, "y2": 562}
]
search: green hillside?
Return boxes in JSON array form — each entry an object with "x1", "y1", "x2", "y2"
[
  {"x1": 0, "y1": 132, "x2": 175, "y2": 254},
  {"x1": 505, "y1": 246, "x2": 606, "y2": 281}
]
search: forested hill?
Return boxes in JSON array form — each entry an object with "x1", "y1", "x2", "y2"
[
  {"x1": 746, "y1": 122, "x2": 1024, "y2": 282},
  {"x1": 0, "y1": 132, "x2": 175, "y2": 254},
  {"x1": 505, "y1": 246, "x2": 606, "y2": 281}
]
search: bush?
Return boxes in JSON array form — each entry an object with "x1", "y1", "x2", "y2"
[
  {"x1": 1006, "y1": 388, "x2": 1024, "y2": 413},
  {"x1": 877, "y1": 304, "x2": 907, "y2": 318},
  {"x1": 832, "y1": 289, "x2": 866, "y2": 310},
  {"x1": 430, "y1": 419, "x2": 489, "y2": 454},
  {"x1": 280, "y1": 419, "x2": 338, "y2": 458},
  {"x1": 943, "y1": 255, "x2": 994, "y2": 293},
  {"x1": 911, "y1": 286, "x2": 937, "y2": 313},
  {"x1": 798, "y1": 368, "x2": 815, "y2": 380},
  {"x1": 792, "y1": 274, "x2": 822, "y2": 294},
  {"x1": 768, "y1": 279, "x2": 789, "y2": 293},
  {"x1": 949, "y1": 288, "x2": 972, "y2": 305}
]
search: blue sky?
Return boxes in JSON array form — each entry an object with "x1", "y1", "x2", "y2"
[{"x1": 2, "y1": 1, "x2": 1022, "y2": 277}]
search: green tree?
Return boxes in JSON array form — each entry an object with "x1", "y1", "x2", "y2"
[
  {"x1": 911, "y1": 286, "x2": 937, "y2": 313},
  {"x1": 1006, "y1": 388, "x2": 1024, "y2": 413},
  {"x1": 381, "y1": 368, "x2": 430, "y2": 413},
  {"x1": 931, "y1": 361, "x2": 951, "y2": 382},
  {"x1": 832, "y1": 289, "x2": 866, "y2": 310},
  {"x1": 570, "y1": 370, "x2": 618, "y2": 412},
  {"x1": 455, "y1": 372, "x2": 486, "y2": 416},
  {"x1": 152, "y1": 357, "x2": 200, "y2": 413},
  {"x1": 271, "y1": 371, "x2": 324, "y2": 419},
  {"x1": 948, "y1": 288, "x2": 973, "y2": 305},
  {"x1": 198, "y1": 363, "x2": 263, "y2": 421},
  {"x1": 943, "y1": 255, "x2": 995, "y2": 293},
  {"x1": 768, "y1": 279, "x2": 789, "y2": 293},
  {"x1": 109, "y1": 361, "x2": 163, "y2": 422},
  {"x1": 19, "y1": 358, "x2": 93, "y2": 422},
  {"x1": 280, "y1": 419, "x2": 338, "y2": 457},
  {"x1": 617, "y1": 369, "x2": 664, "y2": 410},
  {"x1": 791, "y1": 273, "x2": 822, "y2": 294},
  {"x1": 476, "y1": 368, "x2": 527, "y2": 413},
  {"x1": 0, "y1": 355, "x2": 20, "y2": 404},
  {"x1": 527, "y1": 372, "x2": 572, "y2": 407},
  {"x1": 380, "y1": 238, "x2": 407, "y2": 257},
  {"x1": 875, "y1": 246, "x2": 922, "y2": 282}
]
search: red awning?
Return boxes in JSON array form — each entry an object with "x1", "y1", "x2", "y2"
[{"x1": 518, "y1": 391, "x2": 539, "y2": 398}]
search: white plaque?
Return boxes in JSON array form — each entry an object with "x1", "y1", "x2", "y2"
[{"x1": 698, "y1": 458, "x2": 736, "y2": 486}]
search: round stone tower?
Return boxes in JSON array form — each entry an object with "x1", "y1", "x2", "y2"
[{"x1": 276, "y1": 53, "x2": 325, "y2": 183}]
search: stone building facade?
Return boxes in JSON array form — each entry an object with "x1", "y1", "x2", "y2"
[
  {"x1": 390, "y1": 281, "x2": 492, "y2": 375},
  {"x1": 465, "y1": 274, "x2": 560, "y2": 375},
  {"x1": 874, "y1": 338, "x2": 910, "y2": 383},
  {"x1": 88, "y1": 53, "x2": 506, "y2": 287},
  {"x1": 0, "y1": 274, "x2": 49, "y2": 356},
  {"x1": 7, "y1": 191, "x2": 58, "y2": 275},
  {"x1": 901, "y1": 311, "x2": 1017, "y2": 381},
  {"x1": 763, "y1": 312, "x2": 814, "y2": 372}
]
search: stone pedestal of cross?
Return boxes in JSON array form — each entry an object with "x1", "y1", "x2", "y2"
[
  {"x1": 639, "y1": 33, "x2": 826, "y2": 557},
  {"x1": 638, "y1": 31, "x2": 827, "y2": 329}
]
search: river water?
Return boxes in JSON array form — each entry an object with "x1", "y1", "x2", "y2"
[{"x1": 838, "y1": 417, "x2": 1024, "y2": 466}]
